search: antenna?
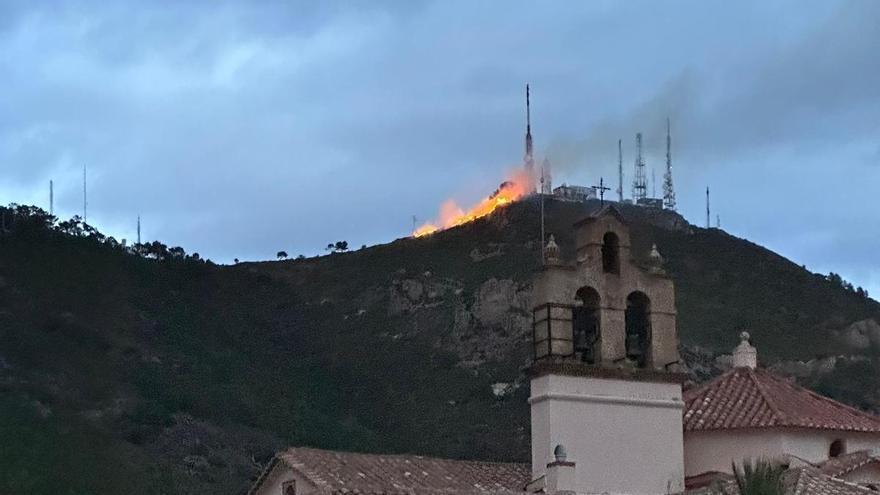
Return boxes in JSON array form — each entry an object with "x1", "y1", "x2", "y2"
[
  {"x1": 49, "y1": 180, "x2": 54, "y2": 216},
  {"x1": 716, "y1": 214, "x2": 721, "y2": 229},
  {"x1": 663, "y1": 117, "x2": 677, "y2": 210},
  {"x1": 540, "y1": 164, "x2": 546, "y2": 252},
  {"x1": 632, "y1": 133, "x2": 647, "y2": 202},
  {"x1": 137, "y1": 215, "x2": 141, "y2": 245},
  {"x1": 524, "y1": 84, "x2": 535, "y2": 186},
  {"x1": 411, "y1": 215, "x2": 417, "y2": 236},
  {"x1": 652, "y1": 169, "x2": 656, "y2": 198},
  {"x1": 83, "y1": 164, "x2": 88, "y2": 224},
  {"x1": 706, "y1": 186, "x2": 710, "y2": 229},
  {"x1": 617, "y1": 139, "x2": 623, "y2": 202},
  {"x1": 541, "y1": 158, "x2": 552, "y2": 194}
]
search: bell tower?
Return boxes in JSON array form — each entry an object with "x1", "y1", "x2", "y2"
[{"x1": 530, "y1": 206, "x2": 685, "y2": 495}]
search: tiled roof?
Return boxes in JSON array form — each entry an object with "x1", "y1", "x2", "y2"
[
  {"x1": 683, "y1": 367, "x2": 880, "y2": 433},
  {"x1": 786, "y1": 467, "x2": 876, "y2": 495},
  {"x1": 253, "y1": 447, "x2": 531, "y2": 495},
  {"x1": 689, "y1": 467, "x2": 875, "y2": 495},
  {"x1": 818, "y1": 451, "x2": 880, "y2": 478}
]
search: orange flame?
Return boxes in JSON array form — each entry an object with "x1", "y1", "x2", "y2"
[{"x1": 413, "y1": 169, "x2": 534, "y2": 237}]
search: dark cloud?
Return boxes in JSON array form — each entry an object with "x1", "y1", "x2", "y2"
[{"x1": 0, "y1": 0, "x2": 878, "y2": 296}]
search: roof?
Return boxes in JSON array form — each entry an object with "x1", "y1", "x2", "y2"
[
  {"x1": 250, "y1": 447, "x2": 531, "y2": 495},
  {"x1": 689, "y1": 467, "x2": 876, "y2": 495},
  {"x1": 573, "y1": 203, "x2": 627, "y2": 227},
  {"x1": 818, "y1": 450, "x2": 880, "y2": 478},
  {"x1": 786, "y1": 467, "x2": 877, "y2": 495},
  {"x1": 683, "y1": 367, "x2": 880, "y2": 433}
]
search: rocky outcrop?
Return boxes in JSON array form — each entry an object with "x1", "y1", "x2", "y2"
[
  {"x1": 448, "y1": 278, "x2": 532, "y2": 368},
  {"x1": 839, "y1": 319, "x2": 880, "y2": 351}
]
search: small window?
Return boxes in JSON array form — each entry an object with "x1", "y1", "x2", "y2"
[
  {"x1": 282, "y1": 480, "x2": 296, "y2": 495},
  {"x1": 602, "y1": 232, "x2": 620, "y2": 274},
  {"x1": 829, "y1": 439, "x2": 845, "y2": 458}
]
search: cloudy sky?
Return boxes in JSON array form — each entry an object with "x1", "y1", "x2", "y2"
[{"x1": 1, "y1": 1, "x2": 878, "y2": 295}]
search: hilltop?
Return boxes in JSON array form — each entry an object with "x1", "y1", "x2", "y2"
[{"x1": 0, "y1": 199, "x2": 878, "y2": 494}]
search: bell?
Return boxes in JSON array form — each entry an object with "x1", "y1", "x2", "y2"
[{"x1": 626, "y1": 333, "x2": 643, "y2": 358}]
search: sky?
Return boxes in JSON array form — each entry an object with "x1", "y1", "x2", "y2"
[{"x1": 1, "y1": 1, "x2": 878, "y2": 296}]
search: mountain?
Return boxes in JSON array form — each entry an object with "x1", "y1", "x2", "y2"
[{"x1": 0, "y1": 199, "x2": 878, "y2": 494}]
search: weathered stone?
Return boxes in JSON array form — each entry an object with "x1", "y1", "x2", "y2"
[{"x1": 840, "y1": 319, "x2": 880, "y2": 351}]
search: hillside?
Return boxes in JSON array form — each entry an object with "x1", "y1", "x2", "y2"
[{"x1": 0, "y1": 200, "x2": 878, "y2": 495}]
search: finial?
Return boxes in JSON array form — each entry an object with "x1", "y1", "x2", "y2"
[
  {"x1": 646, "y1": 243, "x2": 665, "y2": 274},
  {"x1": 553, "y1": 444, "x2": 567, "y2": 462},
  {"x1": 733, "y1": 331, "x2": 757, "y2": 369},
  {"x1": 649, "y1": 243, "x2": 663, "y2": 261},
  {"x1": 544, "y1": 234, "x2": 560, "y2": 264}
]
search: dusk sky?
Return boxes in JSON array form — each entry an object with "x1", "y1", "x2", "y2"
[{"x1": 1, "y1": 1, "x2": 878, "y2": 296}]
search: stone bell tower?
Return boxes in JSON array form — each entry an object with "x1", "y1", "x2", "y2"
[{"x1": 530, "y1": 205, "x2": 685, "y2": 495}]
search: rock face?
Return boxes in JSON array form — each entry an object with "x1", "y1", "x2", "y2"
[
  {"x1": 840, "y1": 319, "x2": 880, "y2": 351},
  {"x1": 449, "y1": 278, "x2": 532, "y2": 367},
  {"x1": 389, "y1": 275, "x2": 532, "y2": 367}
]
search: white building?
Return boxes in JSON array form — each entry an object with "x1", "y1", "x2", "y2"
[
  {"x1": 683, "y1": 333, "x2": 880, "y2": 485},
  {"x1": 552, "y1": 184, "x2": 596, "y2": 202},
  {"x1": 250, "y1": 207, "x2": 880, "y2": 495}
]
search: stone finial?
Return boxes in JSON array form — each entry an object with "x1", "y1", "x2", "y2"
[
  {"x1": 544, "y1": 235, "x2": 560, "y2": 264},
  {"x1": 553, "y1": 444, "x2": 567, "y2": 462},
  {"x1": 647, "y1": 243, "x2": 665, "y2": 274},
  {"x1": 547, "y1": 444, "x2": 576, "y2": 495},
  {"x1": 733, "y1": 331, "x2": 757, "y2": 369}
]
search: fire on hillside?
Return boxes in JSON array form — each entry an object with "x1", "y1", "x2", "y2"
[{"x1": 412, "y1": 170, "x2": 534, "y2": 237}]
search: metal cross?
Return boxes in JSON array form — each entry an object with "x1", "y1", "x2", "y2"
[{"x1": 594, "y1": 177, "x2": 611, "y2": 206}]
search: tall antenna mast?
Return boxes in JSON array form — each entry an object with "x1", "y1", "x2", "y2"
[
  {"x1": 617, "y1": 139, "x2": 623, "y2": 202},
  {"x1": 663, "y1": 117, "x2": 677, "y2": 210},
  {"x1": 652, "y1": 169, "x2": 656, "y2": 198},
  {"x1": 632, "y1": 133, "x2": 647, "y2": 202},
  {"x1": 137, "y1": 215, "x2": 141, "y2": 245},
  {"x1": 524, "y1": 84, "x2": 535, "y2": 187},
  {"x1": 49, "y1": 180, "x2": 54, "y2": 216},
  {"x1": 83, "y1": 164, "x2": 88, "y2": 224},
  {"x1": 540, "y1": 164, "x2": 545, "y2": 252},
  {"x1": 706, "y1": 186, "x2": 710, "y2": 229}
]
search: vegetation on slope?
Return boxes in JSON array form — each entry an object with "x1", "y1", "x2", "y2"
[{"x1": 0, "y1": 199, "x2": 877, "y2": 494}]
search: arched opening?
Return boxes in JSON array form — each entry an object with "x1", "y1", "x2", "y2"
[
  {"x1": 602, "y1": 232, "x2": 620, "y2": 274},
  {"x1": 829, "y1": 439, "x2": 846, "y2": 458},
  {"x1": 625, "y1": 291, "x2": 651, "y2": 368},
  {"x1": 573, "y1": 287, "x2": 601, "y2": 364}
]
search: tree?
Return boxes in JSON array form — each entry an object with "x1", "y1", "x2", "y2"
[
  {"x1": 277, "y1": 251, "x2": 288, "y2": 260},
  {"x1": 326, "y1": 241, "x2": 349, "y2": 253},
  {"x1": 234, "y1": 258, "x2": 240, "y2": 264},
  {"x1": 732, "y1": 459, "x2": 785, "y2": 495},
  {"x1": 168, "y1": 246, "x2": 186, "y2": 260},
  {"x1": 296, "y1": 254, "x2": 305, "y2": 260}
]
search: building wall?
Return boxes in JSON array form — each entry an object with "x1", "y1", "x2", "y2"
[
  {"x1": 530, "y1": 374, "x2": 685, "y2": 495},
  {"x1": 684, "y1": 429, "x2": 880, "y2": 477},
  {"x1": 684, "y1": 430, "x2": 786, "y2": 477}
]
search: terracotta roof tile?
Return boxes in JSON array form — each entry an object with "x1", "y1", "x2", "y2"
[
  {"x1": 688, "y1": 467, "x2": 876, "y2": 495},
  {"x1": 268, "y1": 447, "x2": 531, "y2": 495},
  {"x1": 683, "y1": 367, "x2": 880, "y2": 433},
  {"x1": 818, "y1": 451, "x2": 880, "y2": 478},
  {"x1": 786, "y1": 467, "x2": 877, "y2": 495}
]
